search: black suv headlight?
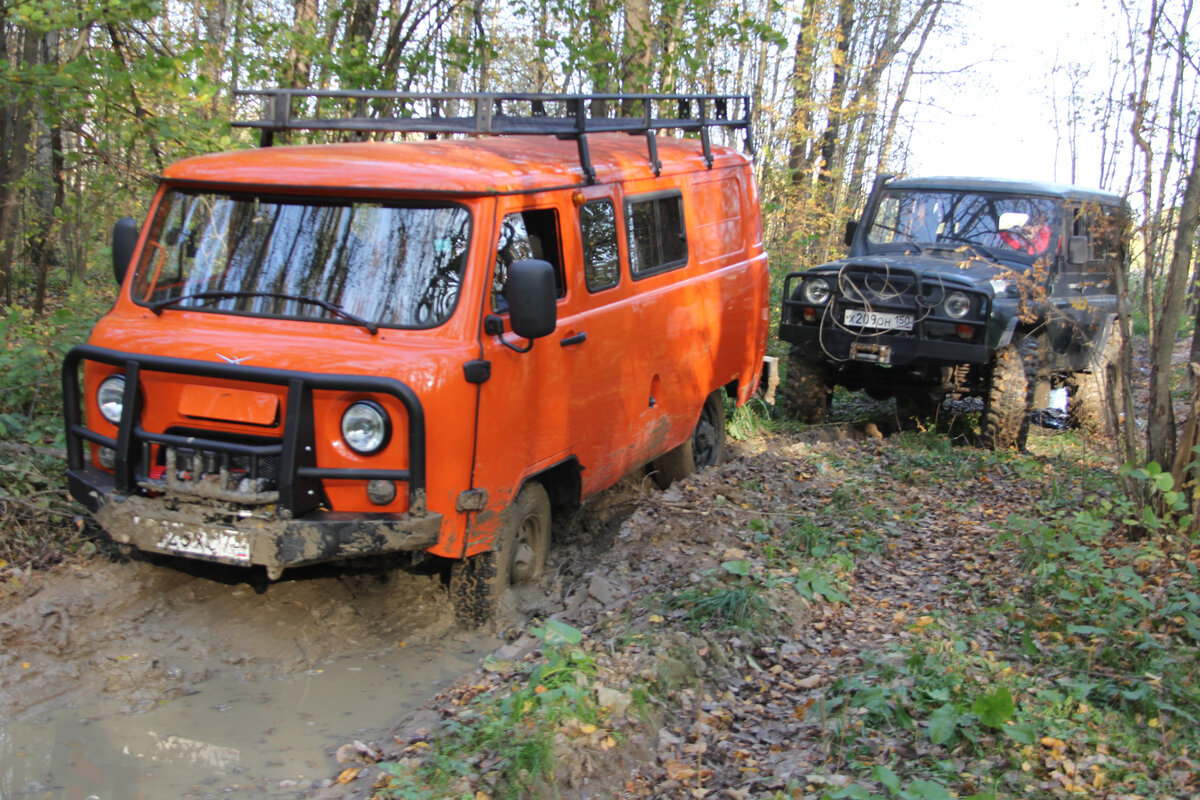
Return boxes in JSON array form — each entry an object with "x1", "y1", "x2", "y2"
[
  {"x1": 942, "y1": 291, "x2": 972, "y2": 319},
  {"x1": 803, "y1": 277, "x2": 832, "y2": 305}
]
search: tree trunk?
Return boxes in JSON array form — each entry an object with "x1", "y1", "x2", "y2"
[
  {"x1": 0, "y1": 26, "x2": 40, "y2": 306},
  {"x1": 587, "y1": 0, "x2": 614, "y2": 114},
  {"x1": 815, "y1": 0, "x2": 854, "y2": 197},
  {"x1": 1149, "y1": 127, "x2": 1200, "y2": 469},
  {"x1": 876, "y1": 0, "x2": 940, "y2": 173},
  {"x1": 287, "y1": 0, "x2": 319, "y2": 89},
  {"x1": 31, "y1": 30, "x2": 62, "y2": 316},
  {"x1": 621, "y1": 0, "x2": 652, "y2": 103},
  {"x1": 786, "y1": 0, "x2": 820, "y2": 184}
]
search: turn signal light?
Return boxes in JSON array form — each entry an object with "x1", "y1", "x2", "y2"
[{"x1": 956, "y1": 324, "x2": 974, "y2": 339}]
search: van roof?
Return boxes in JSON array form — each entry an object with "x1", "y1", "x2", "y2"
[{"x1": 162, "y1": 134, "x2": 748, "y2": 195}]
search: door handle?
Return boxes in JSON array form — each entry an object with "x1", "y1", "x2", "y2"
[{"x1": 560, "y1": 332, "x2": 587, "y2": 347}]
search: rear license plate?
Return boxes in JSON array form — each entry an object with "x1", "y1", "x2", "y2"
[
  {"x1": 844, "y1": 309, "x2": 914, "y2": 331},
  {"x1": 148, "y1": 521, "x2": 251, "y2": 562}
]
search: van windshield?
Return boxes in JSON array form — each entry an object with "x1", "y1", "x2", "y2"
[
  {"x1": 132, "y1": 190, "x2": 472, "y2": 328},
  {"x1": 866, "y1": 190, "x2": 1060, "y2": 261}
]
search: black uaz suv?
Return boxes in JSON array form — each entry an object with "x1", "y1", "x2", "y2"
[{"x1": 778, "y1": 175, "x2": 1128, "y2": 448}]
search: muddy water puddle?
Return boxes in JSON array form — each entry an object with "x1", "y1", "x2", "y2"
[
  {"x1": 1, "y1": 636, "x2": 497, "y2": 799},
  {"x1": 0, "y1": 558, "x2": 505, "y2": 800}
]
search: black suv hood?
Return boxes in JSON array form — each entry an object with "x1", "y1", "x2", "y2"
[{"x1": 806, "y1": 250, "x2": 1034, "y2": 290}]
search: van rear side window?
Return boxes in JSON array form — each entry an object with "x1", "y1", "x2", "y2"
[
  {"x1": 627, "y1": 191, "x2": 687, "y2": 278},
  {"x1": 581, "y1": 200, "x2": 620, "y2": 292}
]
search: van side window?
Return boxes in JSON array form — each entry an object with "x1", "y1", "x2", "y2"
[
  {"x1": 627, "y1": 191, "x2": 687, "y2": 278},
  {"x1": 491, "y1": 209, "x2": 564, "y2": 312},
  {"x1": 581, "y1": 199, "x2": 620, "y2": 292}
]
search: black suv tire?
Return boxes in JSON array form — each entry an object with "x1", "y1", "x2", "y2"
[
  {"x1": 980, "y1": 344, "x2": 1029, "y2": 450},
  {"x1": 779, "y1": 346, "x2": 830, "y2": 423},
  {"x1": 1067, "y1": 329, "x2": 1121, "y2": 437}
]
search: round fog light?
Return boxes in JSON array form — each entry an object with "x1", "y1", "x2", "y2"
[
  {"x1": 97, "y1": 446, "x2": 116, "y2": 469},
  {"x1": 367, "y1": 479, "x2": 397, "y2": 505}
]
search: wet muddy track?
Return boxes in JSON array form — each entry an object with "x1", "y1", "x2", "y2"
[
  {"x1": 0, "y1": 477, "x2": 643, "y2": 799},
  {"x1": 0, "y1": 550, "x2": 499, "y2": 798}
]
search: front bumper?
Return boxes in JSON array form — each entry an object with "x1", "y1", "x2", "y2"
[
  {"x1": 780, "y1": 267, "x2": 992, "y2": 367},
  {"x1": 72, "y1": 464, "x2": 442, "y2": 570},
  {"x1": 778, "y1": 320, "x2": 989, "y2": 366},
  {"x1": 64, "y1": 344, "x2": 441, "y2": 572}
]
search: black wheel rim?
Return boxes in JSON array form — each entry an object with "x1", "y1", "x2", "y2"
[{"x1": 693, "y1": 402, "x2": 719, "y2": 468}]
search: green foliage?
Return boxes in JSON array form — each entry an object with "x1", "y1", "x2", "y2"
[
  {"x1": 1119, "y1": 460, "x2": 1195, "y2": 534},
  {"x1": 374, "y1": 622, "x2": 601, "y2": 799},
  {"x1": 995, "y1": 497, "x2": 1200, "y2": 726},
  {"x1": 725, "y1": 395, "x2": 777, "y2": 440},
  {"x1": 0, "y1": 282, "x2": 112, "y2": 567},
  {"x1": 668, "y1": 560, "x2": 771, "y2": 631}
]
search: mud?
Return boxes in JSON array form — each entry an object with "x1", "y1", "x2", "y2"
[
  {"x1": 0, "y1": 552, "x2": 498, "y2": 798},
  {"x1": 0, "y1": 461, "x2": 652, "y2": 800}
]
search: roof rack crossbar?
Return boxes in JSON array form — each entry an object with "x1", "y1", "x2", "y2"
[{"x1": 233, "y1": 90, "x2": 753, "y2": 178}]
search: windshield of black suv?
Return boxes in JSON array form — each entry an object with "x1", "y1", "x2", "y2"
[
  {"x1": 132, "y1": 190, "x2": 472, "y2": 328},
  {"x1": 865, "y1": 189, "x2": 1060, "y2": 261}
]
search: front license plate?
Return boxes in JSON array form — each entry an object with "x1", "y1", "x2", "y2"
[
  {"x1": 844, "y1": 309, "x2": 914, "y2": 331},
  {"x1": 150, "y1": 522, "x2": 251, "y2": 562}
]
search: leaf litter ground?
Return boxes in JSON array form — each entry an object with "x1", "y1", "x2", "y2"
[{"x1": 315, "y1": 414, "x2": 1200, "y2": 800}]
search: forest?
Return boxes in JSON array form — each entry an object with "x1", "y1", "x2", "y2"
[
  {"x1": 2, "y1": 2, "x2": 1200, "y2": 798},
  {"x1": 0, "y1": 0, "x2": 1196, "y2": 552}
]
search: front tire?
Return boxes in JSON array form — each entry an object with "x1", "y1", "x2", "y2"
[
  {"x1": 450, "y1": 482, "x2": 551, "y2": 626},
  {"x1": 779, "y1": 345, "x2": 830, "y2": 423},
  {"x1": 651, "y1": 390, "x2": 727, "y2": 489},
  {"x1": 980, "y1": 344, "x2": 1030, "y2": 450}
]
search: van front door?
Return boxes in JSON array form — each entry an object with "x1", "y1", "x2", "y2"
[{"x1": 467, "y1": 201, "x2": 577, "y2": 556}]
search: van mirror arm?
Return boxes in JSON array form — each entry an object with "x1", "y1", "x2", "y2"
[{"x1": 484, "y1": 314, "x2": 535, "y2": 353}]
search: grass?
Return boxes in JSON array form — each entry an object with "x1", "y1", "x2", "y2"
[
  {"x1": 373, "y1": 621, "x2": 608, "y2": 800},
  {"x1": 798, "y1": 434, "x2": 1200, "y2": 800}
]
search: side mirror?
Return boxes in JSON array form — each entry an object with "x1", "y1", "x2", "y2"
[
  {"x1": 112, "y1": 217, "x2": 139, "y2": 285},
  {"x1": 844, "y1": 220, "x2": 858, "y2": 247},
  {"x1": 1067, "y1": 235, "x2": 1089, "y2": 266},
  {"x1": 506, "y1": 259, "x2": 557, "y2": 340}
]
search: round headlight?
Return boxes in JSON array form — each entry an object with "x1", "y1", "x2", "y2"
[
  {"x1": 802, "y1": 277, "x2": 832, "y2": 305},
  {"x1": 97, "y1": 375, "x2": 126, "y2": 424},
  {"x1": 341, "y1": 401, "x2": 391, "y2": 455},
  {"x1": 943, "y1": 291, "x2": 971, "y2": 319}
]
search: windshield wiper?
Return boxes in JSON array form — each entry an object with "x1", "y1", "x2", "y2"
[
  {"x1": 871, "y1": 223, "x2": 923, "y2": 254},
  {"x1": 932, "y1": 235, "x2": 999, "y2": 262},
  {"x1": 148, "y1": 291, "x2": 379, "y2": 335}
]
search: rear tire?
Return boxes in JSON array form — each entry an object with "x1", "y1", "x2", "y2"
[
  {"x1": 450, "y1": 482, "x2": 551, "y2": 626},
  {"x1": 980, "y1": 344, "x2": 1030, "y2": 450},
  {"x1": 778, "y1": 345, "x2": 830, "y2": 423},
  {"x1": 1067, "y1": 328, "x2": 1121, "y2": 438},
  {"x1": 652, "y1": 391, "x2": 727, "y2": 489}
]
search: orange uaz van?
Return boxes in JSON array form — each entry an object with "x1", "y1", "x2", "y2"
[{"x1": 63, "y1": 91, "x2": 769, "y2": 622}]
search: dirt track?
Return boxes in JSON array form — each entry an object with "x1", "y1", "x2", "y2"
[{"x1": 0, "y1": 468, "x2": 644, "y2": 798}]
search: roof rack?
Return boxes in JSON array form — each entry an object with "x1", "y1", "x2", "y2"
[{"x1": 232, "y1": 89, "x2": 753, "y2": 184}]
